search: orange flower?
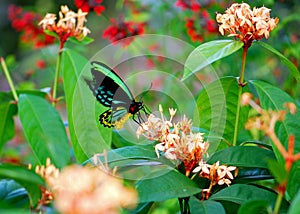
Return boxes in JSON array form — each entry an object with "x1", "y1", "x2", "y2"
[
  {"x1": 216, "y1": 3, "x2": 278, "y2": 44},
  {"x1": 53, "y1": 165, "x2": 137, "y2": 214},
  {"x1": 193, "y1": 160, "x2": 238, "y2": 199},
  {"x1": 137, "y1": 105, "x2": 209, "y2": 176},
  {"x1": 39, "y1": 5, "x2": 90, "y2": 49}
]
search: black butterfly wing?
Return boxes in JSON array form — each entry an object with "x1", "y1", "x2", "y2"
[{"x1": 84, "y1": 62, "x2": 133, "y2": 108}]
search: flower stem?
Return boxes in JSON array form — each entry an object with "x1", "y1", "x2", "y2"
[
  {"x1": 274, "y1": 191, "x2": 283, "y2": 214},
  {"x1": 238, "y1": 45, "x2": 248, "y2": 86},
  {"x1": 1, "y1": 57, "x2": 18, "y2": 102},
  {"x1": 233, "y1": 45, "x2": 249, "y2": 146},
  {"x1": 52, "y1": 51, "x2": 62, "y2": 107}
]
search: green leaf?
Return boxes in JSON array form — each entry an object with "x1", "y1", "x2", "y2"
[
  {"x1": 18, "y1": 94, "x2": 70, "y2": 168},
  {"x1": 136, "y1": 169, "x2": 201, "y2": 203},
  {"x1": 210, "y1": 184, "x2": 288, "y2": 210},
  {"x1": 207, "y1": 146, "x2": 276, "y2": 168},
  {"x1": 84, "y1": 145, "x2": 157, "y2": 164},
  {"x1": 267, "y1": 159, "x2": 287, "y2": 183},
  {"x1": 235, "y1": 168, "x2": 273, "y2": 183},
  {"x1": 0, "y1": 92, "x2": 17, "y2": 154},
  {"x1": 250, "y1": 80, "x2": 300, "y2": 154},
  {"x1": 182, "y1": 40, "x2": 243, "y2": 80},
  {"x1": 197, "y1": 77, "x2": 249, "y2": 150},
  {"x1": 84, "y1": 146, "x2": 175, "y2": 180},
  {"x1": 190, "y1": 197, "x2": 226, "y2": 214},
  {"x1": 237, "y1": 200, "x2": 270, "y2": 214},
  {"x1": 287, "y1": 163, "x2": 300, "y2": 200},
  {"x1": 250, "y1": 80, "x2": 300, "y2": 198},
  {"x1": 68, "y1": 36, "x2": 94, "y2": 45},
  {"x1": 256, "y1": 41, "x2": 300, "y2": 82},
  {"x1": 288, "y1": 190, "x2": 300, "y2": 214},
  {"x1": 43, "y1": 30, "x2": 58, "y2": 38},
  {"x1": 62, "y1": 49, "x2": 111, "y2": 162},
  {"x1": 0, "y1": 179, "x2": 29, "y2": 209},
  {"x1": 0, "y1": 164, "x2": 45, "y2": 207}
]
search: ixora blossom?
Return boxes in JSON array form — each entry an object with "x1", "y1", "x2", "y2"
[
  {"x1": 192, "y1": 160, "x2": 238, "y2": 199},
  {"x1": 174, "y1": 0, "x2": 201, "y2": 12},
  {"x1": 242, "y1": 93, "x2": 300, "y2": 172},
  {"x1": 137, "y1": 105, "x2": 209, "y2": 176},
  {"x1": 216, "y1": 3, "x2": 279, "y2": 45},
  {"x1": 28, "y1": 158, "x2": 59, "y2": 207},
  {"x1": 53, "y1": 165, "x2": 137, "y2": 214},
  {"x1": 30, "y1": 156, "x2": 137, "y2": 213},
  {"x1": 7, "y1": 4, "x2": 55, "y2": 48},
  {"x1": 39, "y1": 5, "x2": 90, "y2": 49},
  {"x1": 74, "y1": 0, "x2": 105, "y2": 15},
  {"x1": 102, "y1": 18, "x2": 145, "y2": 47}
]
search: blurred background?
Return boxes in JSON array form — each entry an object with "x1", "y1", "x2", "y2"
[{"x1": 1, "y1": 0, "x2": 299, "y2": 92}]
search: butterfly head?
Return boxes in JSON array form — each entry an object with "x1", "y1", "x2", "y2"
[{"x1": 129, "y1": 101, "x2": 144, "y2": 114}]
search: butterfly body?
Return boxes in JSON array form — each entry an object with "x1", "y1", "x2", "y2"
[{"x1": 85, "y1": 61, "x2": 147, "y2": 128}]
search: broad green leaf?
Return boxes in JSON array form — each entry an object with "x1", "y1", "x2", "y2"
[
  {"x1": 62, "y1": 49, "x2": 111, "y2": 163},
  {"x1": 197, "y1": 77, "x2": 249, "y2": 151},
  {"x1": 183, "y1": 40, "x2": 243, "y2": 80},
  {"x1": 287, "y1": 163, "x2": 300, "y2": 200},
  {"x1": 136, "y1": 169, "x2": 201, "y2": 203},
  {"x1": 130, "y1": 202, "x2": 153, "y2": 214},
  {"x1": 0, "y1": 92, "x2": 17, "y2": 154},
  {"x1": 208, "y1": 146, "x2": 276, "y2": 168},
  {"x1": 250, "y1": 80, "x2": 300, "y2": 198},
  {"x1": 190, "y1": 197, "x2": 226, "y2": 214},
  {"x1": 267, "y1": 159, "x2": 287, "y2": 183},
  {"x1": 210, "y1": 184, "x2": 289, "y2": 211},
  {"x1": 84, "y1": 146, "x2": 174, "y2": 180},
  {"x1": 18, "y1": 94, "x2": 70, "y2": 168},
  {"x1": 0, "y1": 179, "x2": 29, "y2": 209},
  {"x1": 250, "y1": 80, "x2": 300, "y2": 155},
  {"x1": 0, "y1": 164, "x2": 45, "y2": 207},
  {"x1": 288, "y1": 190, "x2": 300, "y2": 214},
  {"x1": 256, "y1": 41, "x2": 300, "y2": 82},
  {"x1": 16, "y1": 90, "x2": 47, "y2": 98},
  {"x1": 237, "y1": 200, "x2": 270, "y2": 214},
  {"x1": 84, "y1": 145, "x2": 157, "y2": 164},
  {"x1": 235, "y1": 168, "x2": 273, "y2": 183}
]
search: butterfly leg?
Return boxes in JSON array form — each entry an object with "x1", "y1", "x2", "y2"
[{"x1": 132, "y1": 113, "x2": 141, "y2": 125}]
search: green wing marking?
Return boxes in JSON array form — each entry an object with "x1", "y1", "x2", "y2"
[{"x1": 92, "y1": 61, "x2": 134, "y2": 100}]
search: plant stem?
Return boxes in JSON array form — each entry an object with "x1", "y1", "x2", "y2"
[
  {"x1": 52, "y1": 51, "x2": 62, "y2": 107},
  {"x1": 1, "y1": 57, "x2": 18, "y2": 102},
  {"x1": 274, "y1": 191, "x2": 283, "y2": 214},
  {"x1": 233, "y1": 45, "x2": 248, "y2": 146},
  {"x1": 239, "y1": 45, "x2": 248, "y2": 86}
]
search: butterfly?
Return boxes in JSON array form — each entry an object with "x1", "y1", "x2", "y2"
[{"x1": 85, "y1": 61, "x2": 148, "y2": 129}]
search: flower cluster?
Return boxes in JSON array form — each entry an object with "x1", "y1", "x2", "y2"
[
  {"x1": 137, "y1": 105, "x2": 209, "y2": 176},
  {"x1": 39, "y1": 5, "x2": 90, "y2": 49},
  {"x1": 193, "y1": 161, "x2": 237, "y2": 199},
  {"x1": 102, "y1": 18, "x2": 145, "y2": 47},
  {"x1": 74, "y1": 0, "x2": 105, "y2": 16},
  {"x1": 28, "y1": 158, "x2": 59, "y2": 207},
  {"x1": 242, "y1": 93, "x2": 299, "y2": 172},
  {"x1": 174, "y1": 0, "x2": 201, "y2": 12},
  {"x1": 31, "y1": 156, "x2": 137, "y2": 213},
  {"x1": 7, "y1": 4, "x2": 55, "y2": 49},
  {"x1": 53, "y1": 165, "x2": 137, "y2": 214},
  {"x1": 185, "y1": 10, "x2": 217, "y2": 42},
  {"x1": 241, "y1": 93, "x2": 296, "y2": 132},
  {"x1": 174, "y1": 1, "x2": 217, "y2": 42},
  {"x1": 216, "y1": 3, "x2": 279, "y2": 45}
]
